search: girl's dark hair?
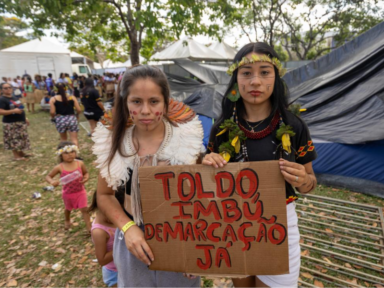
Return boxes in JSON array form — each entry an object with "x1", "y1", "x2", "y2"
[
  {"x1": 88, "y1": 190, "x2": 98, "y2": 213},
  {"x1": 211, "y1": 42, "x2": 289, "y2": 142},
  {"x1": 56, "y1": 83, "x2": 68, "y2": 105},
  {"x1": 107, "y1": 65, "x2": 171, "y2": 169},
  {"x1": 57, "y1": 141, "x2": 76, "y2": 162},
  {"x1": 82, "y1": 77, "x2": 94, "y2": 96},
  {"x1": 59, "y1": 73, "x2": 64, "y2": 79}
]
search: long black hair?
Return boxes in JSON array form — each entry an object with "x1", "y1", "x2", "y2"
[
  {"x1": 211, "y1": 42, "x2": 289, "y2": 142},
  {"x1": 55, "y1": 83, "x2": 68, "y2": 105},
  {"x1": 107, "y1": 65, "x2": 171, "y2": 170},
  {"x1": 82, "y1": 77, "x2": 95, "y2": 96}
]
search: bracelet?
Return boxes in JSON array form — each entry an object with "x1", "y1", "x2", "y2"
[{"x1": 121, "y1": 221, "x2": 136, "y2": 234}]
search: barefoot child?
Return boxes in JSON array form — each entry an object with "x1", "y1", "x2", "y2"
[
  {"x1": 46, "y1": 141, "x2": 92, "y2": 232},
  {"x1": 89, "y1": 191, "x2": 118, "y2": 287}
]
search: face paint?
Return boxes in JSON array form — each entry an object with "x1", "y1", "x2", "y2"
[
  {"x1": 242, "y1": 84, "x2": 245, "y2": 92},
  {"x1": 132, "y1": 111, "x2": 138, "y2": 115},
  {"x1": 267, "y1": 85, "x2": 271, "y2": 91},
  {"x1": 155, "y1": 112, "x2": 160, "y2": 116}
]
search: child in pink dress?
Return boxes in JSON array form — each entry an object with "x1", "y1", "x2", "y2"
[
  {"x1": 46, "y1": 141, "x2": 91, "y2": 232},
  {"x1": 89, "y1": 191, "x2": 118, "y2": 287}
]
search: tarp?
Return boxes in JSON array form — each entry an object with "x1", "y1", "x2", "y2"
[
  {"x1": 284, "y1": 21, "x2": 384, "y2": 144},
  {"x1": 2, "y1": 38, "x2": 70, "y2": 54},
  {"x1": 166, "y1": 59, "x2": 229, "y2": 119},
  {"x1": 152, "y1": 38, "x2": 226, "y2": 61}
]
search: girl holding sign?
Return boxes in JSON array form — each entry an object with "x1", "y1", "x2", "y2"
[
  {"x1": 203, "y1": 42, "x2": 318, "y2": 287},
  {"x1": 93, "y1": 65, "x2": 204, "y2": 287}
]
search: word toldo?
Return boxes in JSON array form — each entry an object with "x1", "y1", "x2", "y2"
[{"x1": 144, "y1": 168, "x2": 287, "y2": 270}]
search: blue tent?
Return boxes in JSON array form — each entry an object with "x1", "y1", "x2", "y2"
[{"x1": 284, "y1": 22, "x2": 384, "y2": 197}]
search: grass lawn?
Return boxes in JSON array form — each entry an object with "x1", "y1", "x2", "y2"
[{"x1": 0, "y1": 110, "x2": 383, "y2": 287}]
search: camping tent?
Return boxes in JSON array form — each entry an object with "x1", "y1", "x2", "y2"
[
  {"x1": 283, "y1": 21, "x2": 384, "y2": 196},
  {"x1": 151, "y1": 38, "x2": 226, "y2": 61},
  {"x1": 0, "y1": 38, "x2": 72, "y2": 79},
  {"x1": 208, "y1": 41, "x2": 237, "y2": 60}
]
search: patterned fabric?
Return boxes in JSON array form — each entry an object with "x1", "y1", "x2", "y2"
[
  {"x1": 3, "y1": 122, "x2": 31, "y2": 151},
  {"x1": 55, "y1": 115, "x2": 79, "y2": 133}
]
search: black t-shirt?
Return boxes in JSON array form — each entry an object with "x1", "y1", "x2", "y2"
[
  {"x1": 54, "y1": 97, "x2": 75, "y2": 116},
  {"x1": 207, "y1": 110, "x2": 317, "y2": 202},
  {"x1": 81, "y1": 88, "x2": 103, "y2": 114},
  {"x1": 0, "y1": 95, "x2": 26, "y2": 123}
]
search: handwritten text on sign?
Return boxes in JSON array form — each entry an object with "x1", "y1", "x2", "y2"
[{"x1": 139, "y1": 161, "x2": 289, "y2": 275}]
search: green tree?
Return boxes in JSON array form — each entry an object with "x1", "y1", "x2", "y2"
[
  {"x1": 211, "y1": 0, "x2": 383, "y2": 60},
  {"x1": 0, "y1": 16, "x2": 29, "y2": 50},
  {"x1": 1, "y1": 0, "x2": 221, "y2": 65}
]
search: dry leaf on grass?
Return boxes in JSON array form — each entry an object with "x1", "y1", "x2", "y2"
[
  {"x1": 325, "y1": 228, "x2": 333, "y2": 233},
  {"x1": 78, "y1": 256, "x2": 88, "y2": 264},
  {"x1": 344, "y1": 263, "x2": 352, "y2": 268},
  {"x1": 301, "y1": 250, "x2": 309, "y2": 256},
  {"x1": 6, "y1": 279, "x2": 17, "y2": 287},
  {"x1": 300, "y1": 272, "x2": 313, "y2": 280},
  {"x1": 314, "y1": 280, "x2": 324, "y2": 287}
]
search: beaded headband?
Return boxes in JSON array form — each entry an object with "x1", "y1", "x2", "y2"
[
  {"x1": 56, "y1": 145, "x2": 80, "y2": 156},
  {"x1": 227, "y1": 54, "x2": 286, "y2": 77}
]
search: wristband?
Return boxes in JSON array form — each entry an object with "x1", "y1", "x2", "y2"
[{"x1": 121, "y1": 221, "x2": 136, "y2": 234}]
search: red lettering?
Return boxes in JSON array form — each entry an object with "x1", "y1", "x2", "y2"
[
  {"x1": 184, "y1": 223, "x2": 195, "y2": 241},
  {"x1": 243, "y1": 196, "x2": 263, "y2": 221},
  {"x1": 215, "y1": 247, "x2": 231, "y2": 268},
  {"x1": 195, "y1": 172, "x2": 214, "y2": 199},
  {"x1": 206, "y1": 222, "x2": 222, "y2": 242},
  {"x1": 256, "y1": 223, "x2": 267, "y2": 243},
  {"x1": 163, "y1": 222, "x2": 183, "y2": 242},
  {"x1": 196, "y1": 245, "x2": 214, "y2": 270},
  {"x1": 144, "y1": 224, "x2": 154, "y2": 240},
  {"x1": 193, "y1": 219, "x2": 208, "y2": 241},
  {"x1": 238, "y1": 222, "x2": 255, "y2": 251},
  {"x1": 171, "y1": 202, "x2": 192, "y2": 219},
  {"x1": 268, "y1": 224, "x2": 287, "y2": 245},
  {"x1": 155, "y1": 224, "x2": 163, "y2": 242},
  {"x1": 222, "y1": 225, "x2": 238, "y2": 242},
  {"x1": 177, "y1": 172, "x2": 196, "y2": 201},
  {"x1": 154, "y1": 172, "x2": 175, "y2": 200},
  {"x1": 194, "y1": 200, "x2": 221, "y2": 220},
  {"x1": 221, "y1": 199, "x2": 242, "y2": 223},
  {"x1": 215, "y1": 171, "x2": 235, "y2": 198},
  {"x1": 236, "y1": 168, "x2": 258, "y2": 199}
]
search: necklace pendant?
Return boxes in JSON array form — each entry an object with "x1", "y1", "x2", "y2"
[{"x1": 251, "y1": 128, "x2": 254, "y2": 132}]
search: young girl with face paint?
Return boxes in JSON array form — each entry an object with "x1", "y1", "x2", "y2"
[
  {"x1": 203, "y1": 43, "x2": 318, "y2": 287},
  {"x1": 93, "y1": 65, "x2": 203, "y2": 287}
]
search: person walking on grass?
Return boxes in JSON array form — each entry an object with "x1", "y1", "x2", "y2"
[
  {"x1": 81, "y1": 78, "x2": 105, "y2": 135},
  {"x1": 46, "y1": 141, "x2": 92, "y2": 232},
  {"x1": 89, "y1": 191, "x2": 118, "y2": 287},
  {"x1": 0, "y1": 83, "x2": 31, "y2": 161},
  {"x1": 23, "y1": 76, "x2": 36, "y2": 113},
  {"x1": 49, "y1": 83, "x2": 81, "y2": 147}
]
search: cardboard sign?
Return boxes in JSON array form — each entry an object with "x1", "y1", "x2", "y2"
[{"x1": 139, "y1": 161, "x2": 288, "y2": 276}]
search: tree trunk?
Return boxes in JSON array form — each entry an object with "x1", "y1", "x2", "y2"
[{"x1": 130, "y1": 38, "x2": 140, "y2": 65}]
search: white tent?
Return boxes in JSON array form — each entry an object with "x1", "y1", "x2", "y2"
[
  {"x1": 151, "y1": 38, "x2": 226, "y2": 61},
  {"x1": 0, "y1": 38, "x2": 72, "y2": 79},
  {"x1": 103, "y1": 59, "x2": 125, "y2": 68},
  {"x1": 208, "y1": 41, "x2": 237, "y2": 60}
]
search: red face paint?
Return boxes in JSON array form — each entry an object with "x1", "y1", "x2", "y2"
[
  {"x1": 132, "y1": 111, "x2": 138, "y2": 115},
  {"x1": 155, "y1": 112, "x2": 160, "y2": 116},
  {"x1": 158, "y1": 117, "x2": 160, "y2": 121}
]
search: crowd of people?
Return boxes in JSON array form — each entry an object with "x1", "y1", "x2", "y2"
[{"x1": 1, "y1": 42, "x2": 318, "y2": 288}]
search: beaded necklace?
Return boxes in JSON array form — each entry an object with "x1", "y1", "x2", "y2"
[{"x1": 231, "y1": 105, "x2": 283, "y2": 161}]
